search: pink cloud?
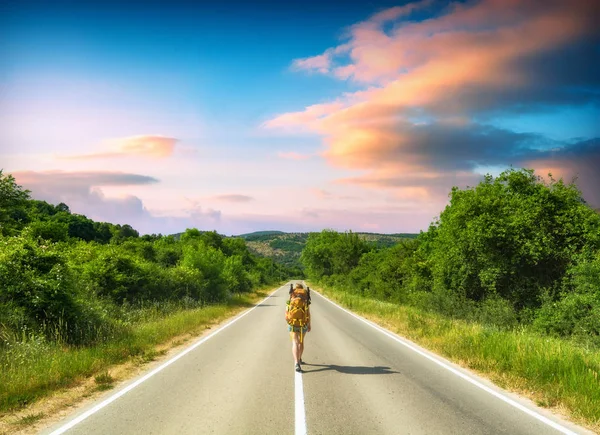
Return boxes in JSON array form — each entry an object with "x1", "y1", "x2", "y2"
[
  {"x1": 13, "y1": 170, "x2": 159, "y2": 187},
  {"x1": 277, "y1": 151, "x2": 312, "y2": 160},
  {"x1": 310, "y1": 187, "x2": 361, "y2": 201},
  {"x1": 212, "y1": 194, "x2": 255, "y2": 203},
  {"x1": 263, "y1": 102, "x2": 345, "y2": 132},
  {"x1": 61, "y1": 135, "x2": 178, "y2": 160},
  {"x1": 265, "y1": 0, "x2": 599, "y2": 204},
  {"x1": 292, "y1": 53, "x2": 331, "y2": 74},
  {"x1": 368, "y1": 0, "x2": 433, "y2": 23},
  {"x1": 12, "y1": 170, "x2": 158, "y2": 227},
  {"x1": 310, "y1": 188, "x2": 332, "y2": 199}
]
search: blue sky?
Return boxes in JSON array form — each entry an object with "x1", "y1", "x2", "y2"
[{"x1": 1, "y1": 0, "x2": 599, "y2": 235}]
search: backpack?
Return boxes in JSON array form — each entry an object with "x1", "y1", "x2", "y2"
[{"x1": 286, "y1": 288, "x2": 310, "y2": 328}]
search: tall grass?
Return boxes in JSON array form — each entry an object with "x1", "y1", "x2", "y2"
[
  {"x1": 0, "y1": 291, "x2": 264, "y2": 414},
  {"x1": 315, "y1": 284, "x2": 600, "y2": 430}
]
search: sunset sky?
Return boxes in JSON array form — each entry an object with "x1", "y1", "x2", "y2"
[{"x1": 2, "y1": 0, "x2": 599, "y2": 235}]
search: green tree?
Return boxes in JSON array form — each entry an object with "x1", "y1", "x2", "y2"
[
  {"x1": 348, "y1": 239, "x2": 419, "y2": 301},
  {"x1": 424, "y1": 168, "x2": 600, "y2": 310},
  {"x1": 0, "y1": 170, "x2": 31, "y2": 235},
  {"x1": 181, "y1": 242, "x2": 227, "y2": 302},
  {"x1": 223, "y1": 255, "x2": 252, "y2": 294},
  {"x1": 301, "y1": 230, "x2": 370, "y2": 279},
  {"x1": 93, "y1": 222, "x2": 114, "y2": 243},
  {"x1": 0, "y1": 235, "x2": 108, "y2": 344},
  {"x1": 28, "y1": 220, "x2": 69, "y2": 242},
  {"x1": 113, "y1": 224, "x2": 139, "y2": 240}
]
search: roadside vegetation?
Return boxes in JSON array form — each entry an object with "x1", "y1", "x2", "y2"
[
  {"x1": 0, "y1": 170, "x2": 287, "y2": 414},
  {"x1": 302, "y1": 168, "x2": 600, "y2": 429}
]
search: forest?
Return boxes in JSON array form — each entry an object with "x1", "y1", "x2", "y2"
[
  {"x1": 301, "y1": 168, "x2": 600, "y2": 346},
  {"x1": 0, "y1": 169, "x2": 286, "y2": 349}
]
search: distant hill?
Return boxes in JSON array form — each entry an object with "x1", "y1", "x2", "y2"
[
  {"x1": 236, "y1": 230, "x2": 286, "y2": 239},
  {"x1": 238, "y1": 232, "x2": 308, "y2": 269},
  {"x1": 238, "y1": 231, "x2": 419, "y2": 270}
]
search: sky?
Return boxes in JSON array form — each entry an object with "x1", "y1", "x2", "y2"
[{"x1": 1, "y1": 0, "x2": 599, "y2": 236}]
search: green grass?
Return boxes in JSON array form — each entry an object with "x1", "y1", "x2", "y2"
[
  {"x1": 313, "y1": 284, "x2": 600, "y2": 431},
  {"x1": 94, "y1": 372, "x2": 115, "y2": 391},
  {"x1": 0, "y1": 290, "x2": 269, "y2": 415},
  {"x1": 15, "y1": 412, "x2": 45, "y2": 426}
]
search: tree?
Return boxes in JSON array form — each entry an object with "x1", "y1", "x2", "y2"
[
  {"x1": 301, "y1": 230, "x2": 370, "y2": 280},
  {"x1": 113, "y1": 224, "x2": 139, "y2": 240},
  {"x1": 181, "y1": 242, "x2": 227, "y2": 302},
  {"x1": 425, "y1": 168, "x2": 600, "y2": 310},
  {"x1": 28, "y1": 220, "x2": 69, "y2": 242},
  {"x1": 56, "y1": 203, "x2": 70, "y2": 213},
  {"x1": 0, "y1": 170, "x2": 31, "y2": 235},
  {"x1": 301, "y1": 230, "x2": 338, "y2": 279},
  {"x1": 223, "y1": 255, "x2": 252, "y2": 293}
]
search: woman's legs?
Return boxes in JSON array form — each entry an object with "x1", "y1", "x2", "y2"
[
  {"x1": 291, "y1": 328, "x2": 308, "y2": 365},
  {"x1": 298, "y1": 334, "x2": 305, "y2": 361},
  {"x1": 291, "y1": 332, "x2": 300, "y2": 364}
]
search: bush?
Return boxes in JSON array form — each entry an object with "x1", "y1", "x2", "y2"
[
  {"x1": 533, "y1": 253, "x2": 600, "y2": 343},
  {"x1": 27, "y1": 221, "x2": 68, "y2": 243},
  {"x1": 424, "y1": 169, "x2": 600, "y2": 310},
  {"x1": 0, "y1": 236, "x2": 114, "y2": 344},
  {"x1": 181, "y1": 242, "x2": 227, "y2": 303},
  {"x1": 79, "y1": 247, "x2": 153, "y2": 304},
  {"x1": 475, "y1": 295, "x2": 518, "y2": 329}
]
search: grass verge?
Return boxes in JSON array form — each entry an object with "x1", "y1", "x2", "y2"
[
  {"x1": 312, "y1": 283, "x2": 600, "y2": 433},
  {"x1": 0, "y1": 287, "x2": 273, "y2": 418}
]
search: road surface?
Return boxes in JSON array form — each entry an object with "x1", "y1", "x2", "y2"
[{"x1": 42, "y1": 282, "x2": 591, "y2": 435}]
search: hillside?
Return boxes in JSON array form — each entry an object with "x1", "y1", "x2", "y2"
[{"x1": 237, "y1": 231, "x2": 419, "y2": 273}]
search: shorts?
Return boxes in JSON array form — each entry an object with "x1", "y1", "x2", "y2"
[{"x1": 288, "y1": 325, "x2": 308, "y2": 333}]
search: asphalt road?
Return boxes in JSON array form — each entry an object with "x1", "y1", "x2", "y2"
[{"x1": 42, "y1": 282, "x2": 591, "y2": 435}]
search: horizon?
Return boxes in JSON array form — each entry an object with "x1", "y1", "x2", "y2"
[{"x1": 2, "y1": 0, "x2": 599, "y2": 236}]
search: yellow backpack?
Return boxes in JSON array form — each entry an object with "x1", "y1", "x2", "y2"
[{"x1": 286, "y1": 288, "x2": 310, "y2": 328}]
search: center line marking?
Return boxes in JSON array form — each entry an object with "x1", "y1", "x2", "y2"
[{"x1": 295, "y1": 369, "x2": 307, "y2": 435}]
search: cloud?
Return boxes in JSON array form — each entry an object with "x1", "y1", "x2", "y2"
[
  {"x1": 212, "y1": 194, "x2": 254, "y2": 203},
  {"x1": 11, "y1": 170, "x2": 228, "y2": 235},
  {"x1": 292, "y1": 53, "x2": 332, "y2": 74},
  {"x1": 13, "y1": 170, "x2": 159, "y2": 188},
  {"x1": 11, "y1": 169, "x2": 436, "y2": 234},
  {"x1": 183, "y1": 198, "x2": 222, "y2": 224},
  {"x1": 336, "y1": 170, "x2": 483, "y2": 199},
  {"x1": 310, "y1": 188, "x2": 360, "y2": 201},
  {"x1": 12, "y1": 170, "x2": 156, "y2": 225},
  {"x1": 188, "y1": 206, "x2": 222, "y2": 223},
  {"x1": 221, "y1": 203, "x2": 432, "y2": 235},
  {"x1": 61, "y1": 135, "x2": 178, "y2": 160},
  {"x1": 311, "y1": 188, "x2": 333, "y2": 199},
  {"x1": 277, "y1": 151, "x2": 313, "y2": 160},
  {"x1": 263, "y1": 102, "x2": 344, "y2": 132},
  {"x1": 526, "y1": 138, "x2": 600, "y2": 206},
  {"x1": 274, "y1": 0, "x2": 599, "y2": 127},
  {"x1": 265, "y1": 0, "x2": 600, "y2": 208}
]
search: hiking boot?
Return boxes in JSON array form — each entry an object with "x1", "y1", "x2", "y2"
[{"x1": 295, "y1": 363, "x2": 302, "y2": 372}]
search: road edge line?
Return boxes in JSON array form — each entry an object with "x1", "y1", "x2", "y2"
[
  {"x1": 48, "y1": 286, "x2": 282, "y2": 435},
  {"x1": 312, "y1": 289, "x2": 580, "y2": 435}
]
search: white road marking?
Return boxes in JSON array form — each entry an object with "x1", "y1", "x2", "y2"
[
  {"x1": 295, "y1": 370, "x2": 307, "y2": 435},
  {"x1": 48, "y1": 287, "x2": 282, "y2": 435},
  {"x1": 314, "y1": 290, "x2": 580, "y2": 435}
]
